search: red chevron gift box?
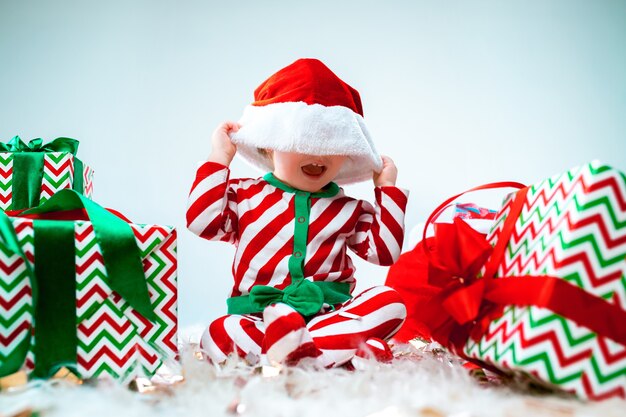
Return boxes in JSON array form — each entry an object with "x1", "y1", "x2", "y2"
[
  {"x1": 0, "y1": 136, "x2": 94, "y2": 211},
  {"x1": 417, "y1": 162, "x2": 626, "y2": 401},
  {"x1": 0, "y1": 190, "x2": 177, "y2": 382}
]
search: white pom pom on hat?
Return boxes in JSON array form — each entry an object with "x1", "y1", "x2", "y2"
[{"x1": 230, "y1": 58, "x2": 383, "y2": 185}]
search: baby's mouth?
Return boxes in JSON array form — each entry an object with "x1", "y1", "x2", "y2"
[{"x1": 301, "y1": 163, "x2": 326, "y2": 177}]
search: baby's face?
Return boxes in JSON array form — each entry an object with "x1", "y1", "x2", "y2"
[{"x1": 272, "y1": 151, "x2": 346, "y2": 192}]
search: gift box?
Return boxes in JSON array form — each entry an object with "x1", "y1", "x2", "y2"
[
  {"x1": 398, "y1": 164, "x2": 626, "y2": 401},
  {"x1": 462, "y1": 161, "x2": 626, "y2": 400},
  {"x1": 0, "y1": 136, "x2": 94, "y2": 211},
  {"x1": 0, "y1": 190, "x2": 177, "y2": 382}
]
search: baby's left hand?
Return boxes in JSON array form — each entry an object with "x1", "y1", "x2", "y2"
[{"x1": 373, "y1": 155, "x2": 398, "y2": 187}]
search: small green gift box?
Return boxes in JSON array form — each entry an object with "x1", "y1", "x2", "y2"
[{"x1": 0, "y1": 136, "x2": 94, "y2": 211}]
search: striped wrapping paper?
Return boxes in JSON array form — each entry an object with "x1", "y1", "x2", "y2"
[
  {"x1": 0, "y1": 152, "x2": 94, "y2": 210},
  {"x1": 463, "y1": 161, "x2": 626, "y2": 401},
  {"x1": 0, "y1": 218, "x2": 177, "y2": 382}
]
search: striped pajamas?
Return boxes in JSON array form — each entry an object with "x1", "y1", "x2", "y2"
[
  {"x1": 202, "y1": 286, "x2": 406, "y2": 367},
  {"x1": 187, "y1": 161, "x2": 409, "y2": 366}
]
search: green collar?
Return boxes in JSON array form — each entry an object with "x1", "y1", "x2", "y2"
[{"x1": 263, "y1": 172, "x2": 340, "y2": 198}]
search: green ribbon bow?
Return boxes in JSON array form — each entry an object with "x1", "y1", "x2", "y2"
[
  {"x1": 249, "y1": 280, "x2": 325, "y2": 317},
  {"x1": 0, "y1": 189, "x2": 154, "y2": 379},
  {"x1": 227, "y1": 280, "x2": 352, "y2": 318},
  {"x1": 0, "y1": 136, "x2": 80, "y2": 154},
  {"x1": 0, "y1": 136, "x2": 84, "y2": 210}
]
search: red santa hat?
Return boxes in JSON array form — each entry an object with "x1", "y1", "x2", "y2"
[{"x1": 230, "y1": 58, "x2": 383, "y2": 185}]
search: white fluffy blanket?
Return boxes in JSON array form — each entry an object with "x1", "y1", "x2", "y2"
[{"x1": 1, "y1": 343, "x2": 624, "y2": 417}]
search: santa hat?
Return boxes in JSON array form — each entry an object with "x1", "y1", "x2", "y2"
[{"x1": 230, "y1": 58, "x2": 382, "y2": 185}]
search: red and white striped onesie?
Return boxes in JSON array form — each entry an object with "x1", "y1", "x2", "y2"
[{"x1": 187, "y1": 161, "x2": 409, "y2": 366}]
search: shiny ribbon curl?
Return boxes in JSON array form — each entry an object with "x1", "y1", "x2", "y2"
[
  {"x1": 249, "y1": 279, "x2": 325, "y2": 317},
  {"x1": 0, "y1": 136, "x2": 79, "y2": 154}
]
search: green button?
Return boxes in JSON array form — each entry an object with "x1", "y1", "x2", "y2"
[
  {"x1": 294, "y1": 251, "x2": 302, "y2": 258},
  {"x1": 297, "y1": 216, "x2": 305, "y2": 223}
]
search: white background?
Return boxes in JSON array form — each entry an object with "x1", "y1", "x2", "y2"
[{"x1": 1, "y1": 0, "x2": 625, "y2": 337}]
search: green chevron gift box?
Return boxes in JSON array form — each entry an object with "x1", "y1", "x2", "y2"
[
  {"x1": 0, "y1": 136, "x2": 94, "y2": 211},
  {"x1": 459, "y1": 161, "x2": 626, "y2": 400},
  {"x1": 0, "y1": 190, "x2": 178, "y2": 382}
]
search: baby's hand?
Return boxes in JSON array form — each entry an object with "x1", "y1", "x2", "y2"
[
  {"x1": 208, "y1": 121, "x2": 239, "y2": 166},
  {"x1": 373, "y1": 155, "x2": 398, "y2": 187}
]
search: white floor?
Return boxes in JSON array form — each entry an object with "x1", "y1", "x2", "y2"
[{"x1": 2, "y1": 343, "x2": 625, "y2": 417}]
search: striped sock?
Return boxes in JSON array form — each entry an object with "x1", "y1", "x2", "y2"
[
  {"x1": 262, "y1": 303, "x2": 322, "y2": 365},
  {"x1": 355, "y1": 337, "x2": 394, "y2": 362}
]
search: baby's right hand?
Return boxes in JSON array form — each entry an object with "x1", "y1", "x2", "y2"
[{"x1": 209, "y1": 121, "x2": 239, "y2": 166}]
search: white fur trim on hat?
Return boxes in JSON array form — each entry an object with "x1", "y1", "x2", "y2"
[{"x1": 230, "y1": 102, "x2": 383, "y2": 185}]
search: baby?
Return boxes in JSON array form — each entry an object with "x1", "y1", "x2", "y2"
[{"x1": 186, "y1": 58, "x2": 409, "y2": 367}]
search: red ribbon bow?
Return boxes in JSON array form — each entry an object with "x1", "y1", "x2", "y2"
[
  {"x1": 420, "y1": 218, "x2": 503, "y2": 351},
  {"x1": 415, "y1": 185, "x2": 626, "y2": 354}
]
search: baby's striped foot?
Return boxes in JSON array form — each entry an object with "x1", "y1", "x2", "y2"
[
  {"x1": 355, "y1": 337, "x2": 394, "y2": 362},
  {"x1": 262, "y1": 303, "x2": 322, "y2": 365}
]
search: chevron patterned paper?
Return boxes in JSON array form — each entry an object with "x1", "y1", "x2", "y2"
[
  {"x1": 0, "y1": 218, "x2": 177, "y2": 382},
  {"x1": 463, "y1": 161, "x2": 626, "y2": 401},
  {"x1": 0, "y1": 152, "x2": 93, "y2": 210},
  {"x1": 0, "y1": 220, "x2": 34, "y2": 369}
]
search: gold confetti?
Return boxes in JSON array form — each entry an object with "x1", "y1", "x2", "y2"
[
  {"x1": 262, "y1": 364, "x2": 282, "y2": 378},
  {"x1": 52, "y1": 367, "x2": 82, "y2": 385},
  {"x1": 5, "y1": 408, "x2": 35, "y2": 417},
  {"x1": 519, "y1": 398, "x2": 575, "y2": 417},
  {"x1": 0, "y1": 371, "x2": 28, "y2": 390},
  {"x1": 128, "y1": 377, "x2": 157, "y2": 394},
  {"x1": 1, "y1": 367, "x2": 83, "y2": 391},
  {"x1": 418, "y1": 406, "x2": 445, "y2": 417},
  {"x1": 409, "y1": 338, "x2": 428, "y2": 350},
  {"x1": 150, "y1": 364, "x2": 185, "y2": 387}
]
